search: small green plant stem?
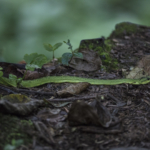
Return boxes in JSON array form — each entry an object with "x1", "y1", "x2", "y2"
[
  {"x1": 70, "y1": 48, "x2": 73, "y2": 53},
  {"x1": 17, "y1": 69, "x2": 27, "y2": 87},
  {"x1": 69, "y1": 51, "x2": 74, "y2": 63},
  {"x1": 68, "y1": 44, "x2": 74, "y2": 63},
  {"x1": 53, "y1": 51, "x2": 54, "y2": 59},
  {"x1": 22, "y1": 70, "x2": 27, "y2": 80},
  {"x1": 21, "y1": 58, "x2": 33, "y2": 82}
]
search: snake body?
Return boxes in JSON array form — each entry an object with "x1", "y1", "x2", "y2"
[{"x1": 0, "y1": 76, "x2": 149, "y2": 88}]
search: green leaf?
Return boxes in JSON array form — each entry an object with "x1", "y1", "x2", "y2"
[
  {"x1": 24, "y1": 53, "x2": 49, "y2": 71},
  {"x1": 64, "y1": 39, "x2": 70, "y2": 45},
  {"x1": 9, "y1": 74, "x2": 17, "y2": 80},
  {"x1": 61, "y1": 52, "x2": 72, "y2": 66},
  {"x1": 68, "y1": 46, "x2": 72, "y2": 50},
  {"x1": 67, "y1": 39, "x2": 71, "y2": 45},
  {"x1": 9, "y1": 74, "x2": 22, "y2": 85},
  {"x1": 24, "y1": 53, "x2": 39, "y2": 64},
  {"x1": 73, "y1": 52, "x2": 83, "y2": 59},
  {"x1": 43, "y1": 43, "x2": 53, "y2": 51},
  {"x1": 0, "y1": 67, "x2": 3, "y2": 71},
  {"x1": 64, "y1": 39, "x2": 73, "y2": 51},
  {"x1": 53, "y1": 42, "x2": 62, "y2": 51},
  {"x1": 0, "y1": 71, "x2": 3, "y2": 77},
  {"x1": 25, "y1": 64, "x2": 39, "y2": 71},
  {"x1": 32, "y1": 54, "x2": 49, "y2": 68},
  {"x1": 17, "y1": 78, "x2": 23, "y2": 84}
]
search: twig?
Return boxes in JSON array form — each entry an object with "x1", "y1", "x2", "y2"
[
  {"x1": 47, "y1": 95, "x2": 96, "y2": 102},
  {"x1": 107, "y1": 93, "x2": 126, "y2": 107},
  {"x1": 107, "y1": 93, "x2": 120, "y2": 103},
  {"x1": 0, "y1": 84, "x2": 18, "y2": 94},
  {"x1": 78, "y1": 126, "x2": 123, "y2": 134},
  {"x1": 13, "y1": 88, "x2": 56, "y2": 96}
]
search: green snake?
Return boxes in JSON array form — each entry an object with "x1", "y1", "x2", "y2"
[{"x1": 0, "y1": 76, "x2": 150, "y2": 88}]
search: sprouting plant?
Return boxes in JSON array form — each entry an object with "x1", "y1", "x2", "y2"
[
  {"x1": 62, "y1": 39, "x2": 83, "y2": 66},
  {"x1": 10, "y1": 53, "x2": 49, "y2": 87},
  {"x1": 0, "y1": 67, "x2": 3, "y2": 77},
  {"x1": 43, "y1": 42, "x2": 62, "y2": 59},
  {"x1": 9, "y1": 74, "x2": 22, "y2": 86}
]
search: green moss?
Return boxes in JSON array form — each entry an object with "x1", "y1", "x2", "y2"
[
  {"x1": 79, "y1": 38, "x2": 104, "y2": 50},
  {"x1": 75, "y1": 38, "x2": 118, "y2": 71},
  {"x1": 111, "y1": 22, "x2": 138, "y2": 38},
  {"x1": 0, "y1": 113, "x2": 33, "y2": 149},
  {"x1": 87, "y1": 39, "x2": 118, "y2": 71}
]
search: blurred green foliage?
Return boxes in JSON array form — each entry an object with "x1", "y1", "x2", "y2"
[{"x1": 0, "y1": 0, "x2": 150, "y2": 62}]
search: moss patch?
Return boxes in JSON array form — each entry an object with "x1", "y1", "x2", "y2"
[
  {"x1": 95, "y1": 39, "x2": 118, "y2": 71},
  {"x1": 110, "y1": 22, "x2": 139, "y2": 38},
  {"x1": 0, "y1": 113, "x2": 33, "y2": 149},
  {"x1": 78, "y1": 38, "x2": 118, "y2": 71}
]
